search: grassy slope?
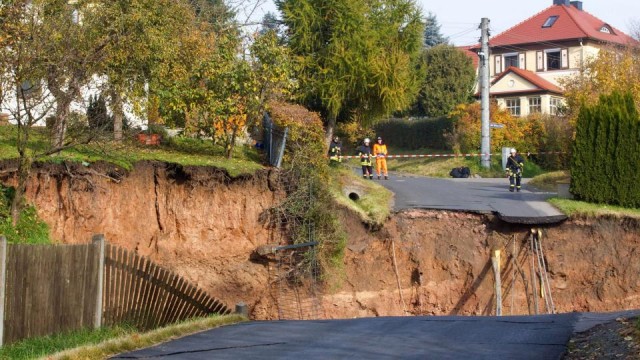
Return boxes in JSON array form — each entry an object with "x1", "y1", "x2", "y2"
[
  {"x1": 0, "y1": 125, "x2": 263, "y2": 177},
  {"x1": 328, "y1": 166, "x2": 393, "y2": 226},
  {"x1": 549, "y1": 198, "x2": 640, "y2": 219}
]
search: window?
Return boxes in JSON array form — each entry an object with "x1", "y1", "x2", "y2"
[
  {"x1": 504, "y1": 54, "x2": 519, "y2": 68},
  {"x1": 550, "y1": 97, "x2": 564, "y2": 115},
  {"x1": 600, "y1": 25, "x2": 614, "y2": 34},
  {"x1": 542, "y1": 16, "x2": 558, "y2": 28},
  {"x1": 505, "y1": 98, "x2": 521, "y2": 116},
  {"x1": 529, "y1": 97, "x2": 541, "y2": 114},
  {"x1": 546, "y1": 50, "x2": 561, "y2": 70}
]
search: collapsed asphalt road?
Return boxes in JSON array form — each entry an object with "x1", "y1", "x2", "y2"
[
  {"x1": 113, "y1": 312, "x2": 640, "y2": 359},
  {"x1": 377, "y1": 175, "x2": 567, "y2": 224}
]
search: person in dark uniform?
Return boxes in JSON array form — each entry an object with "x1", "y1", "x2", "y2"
[
  {"x1": 357, "y1": 138, "x2": 374, "y2": 179},
  {"x1": 328, "y1": 136, "x2": 343, "y2": 165},
  {"x1": 505, "y1": 148, "x2": 525, "y2": 192}
]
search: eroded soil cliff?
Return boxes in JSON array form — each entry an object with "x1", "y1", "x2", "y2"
[{"x1": 2, "y1": 161, "x2": 639, "y2": 320}]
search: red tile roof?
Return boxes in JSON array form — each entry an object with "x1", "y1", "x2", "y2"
[
  {"x1": 492, "y1": 66, "x2": 563, "y2": 94},
  {"x1": 489, "y1": 4, "x2": 637, "y2": 48},
  {"x1": 459, "y1": 46, "x2": 480, "y2": 69}
]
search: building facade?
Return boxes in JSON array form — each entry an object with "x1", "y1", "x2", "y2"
[{"x1": 472, "y1": 0, "x2": 636, "y2": 116}]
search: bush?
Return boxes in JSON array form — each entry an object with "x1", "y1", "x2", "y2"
[
  {"x1": 87, "y1": 95, "x2": 113, "y2": 131},
  {"x1": 0, "y1": 185, "x2": 50, "y2": 244},
  {"x1": 571, "y1": 91, "x2": 640, "y2": 207},
  {"x1": 266, "y1": 101, "x2": 346, "y2": 275}
]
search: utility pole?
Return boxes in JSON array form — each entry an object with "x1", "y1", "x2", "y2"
[{"x1": 479, "y1": 18, "x2": 491, "y2": 168}]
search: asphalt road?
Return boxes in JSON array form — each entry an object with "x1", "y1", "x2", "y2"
[
  {"x1": 377, "y1": 174, "x2": 567, "y2": 224},
  {"x1": 113, "y1": 311, "x2": 640, "y2": 360}
]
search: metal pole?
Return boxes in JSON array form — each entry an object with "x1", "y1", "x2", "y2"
[
  {"x1": 92, "y1": 234, "x2": 106, "y2": 329},
  {"x1": 0, "y1": 236, "x2": 7, "y2": 346},
  {"x1": 529, "y1": 230, "x2": 539, "y2": 315},
  {"x1": 480, "y1": 18, "x2": 491, "y2": 168}
]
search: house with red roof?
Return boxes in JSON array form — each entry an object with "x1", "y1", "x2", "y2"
[{"x1": 471, "y1": 0, "x2": 636, "y2": 116}]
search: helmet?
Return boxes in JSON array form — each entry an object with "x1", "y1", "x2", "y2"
[
  {"x1": 377, "y1": 137, "x2": 382, "y2": 141},
  {"x1": 333, "y1": 136, "x2": 339, "y2": 142},
  {"x1": 510, "y1": 148, "x2": 517, "y2": 154},
  {"x1": 364, "y1": 138, "x2": 370, "y2": 143}
]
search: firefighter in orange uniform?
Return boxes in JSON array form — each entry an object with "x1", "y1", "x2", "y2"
[{"x1": 373, "y1": 137, "x2": 389, "y2": 180}]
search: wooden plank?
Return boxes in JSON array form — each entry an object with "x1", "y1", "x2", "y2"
[
  {"x1": 104, "y1": 244, "x2": 115, "y2": 326},
  {"x1": 134, "y1": 257, "x2": 153, "y2": 328},
  {"x1": 137, "y1": 261, "x2": 158, "y2": 329},
  {"x1": 119, "y1": 248, "x2": 133, "y2": 323},
  {"x1": 129, "y1": 254, "x2": 145, "y2": 326},
  {"x1": 155, "y1": 272, "x2": 177, "y2": 328},
  {"x1": 175, "y1": 283, "x2": 198, "y2": 322},
  {"x1": 146, "y1": 267, "x2": 166, "y2": 329},
  {"x1": 115, "y1": 247, "x2": 127, "y2": 324},
  {"x1": 167, "y1": 277, "x2": 189, "y2": 324},
  {"x1": 152, "y1": 269, "x2": 171, "y2": 328},
  {"x1": 123, "y1": 252, "x2": 139, "y2": 324}
]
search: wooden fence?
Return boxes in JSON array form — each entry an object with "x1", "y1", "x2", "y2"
[
  {"x1": 103, "y1": 243, "x2": 230, "y2": 330},
  {"x1": 0, "y1": 235, "x2": 230, "y2": 345}
]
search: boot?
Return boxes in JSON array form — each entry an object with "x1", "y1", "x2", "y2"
[{"x1": 385, "y1": 175, "x2": 388, "y2": 180}]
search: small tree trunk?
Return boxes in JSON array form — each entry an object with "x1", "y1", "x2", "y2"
[
  {"x1": 324, "y1": 114, "x2": 337, "y2": 149},
  {"x1": 10, "y1": 156, "x2": 32, "y2": 226},
  {"x1": 112, "y1": 91, "x2": 124, "y2": 142},
  {"x1": 52, "y1": 104, "x2": 70, "y2": 150}
]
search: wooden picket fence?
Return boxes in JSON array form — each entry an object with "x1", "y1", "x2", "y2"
[
  {"x1": 0, "y1": 235, "x2": 230, "y2": 345},
  {"x1": 103, "y1": 243, "x2": 230, "y2": 330}
]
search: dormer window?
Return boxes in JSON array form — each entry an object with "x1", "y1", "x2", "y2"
[
  {"x1": 542, "y1": 16, "x2": 559, "y2": 28},
  {"x1": 600, "y1": 24, "x2": 614, "y2": 34}
]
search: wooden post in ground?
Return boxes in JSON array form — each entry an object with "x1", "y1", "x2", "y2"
[
  {"x1": 491, "y1": 249, "x2": 502, "y2": 316},
  {"x1": 92, "y1": 234, "x2": 106, "y2": 329},
  {"x1": 0, "y1": 236, "x2": 7, "y2": 346}
]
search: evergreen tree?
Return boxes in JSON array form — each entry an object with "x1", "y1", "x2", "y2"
[
  {"x1": 411, "y1": 44, "x2": 475, "y2": 117},
  {"x1": 87, "y1": 95, "x2": 112, "y2": 131},
  {"x1": 424, "y1": 12, "x2": 448, "y2": 48},
  {"x1": 276, "y1": 0, "x2": 424, "y2": 143},
  {"x1": 571, "y1": 91, "x2": 640, "y2": 207}
]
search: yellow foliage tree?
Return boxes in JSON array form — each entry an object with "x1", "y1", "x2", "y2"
[
  {"x1": 560, "y1": 47, "x2": 640, "y2": 124},
  {"x1": 448, "y1": 101, "x2": 533, "y2": 153}
]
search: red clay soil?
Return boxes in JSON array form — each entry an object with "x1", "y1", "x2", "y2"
[{"x1": 2, "y1": 161, "x2": 640, "y2": 320}]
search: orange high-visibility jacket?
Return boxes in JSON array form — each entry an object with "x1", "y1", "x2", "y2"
[{"x1": 373, "y1": 143, "x2": 387, "y2": 157}]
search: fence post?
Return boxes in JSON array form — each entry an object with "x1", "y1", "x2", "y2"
[
  {"x1": 275, "y1": 127, "x2": 288, "y2": 168},
  {"x1": 92, "y1": 234, "x2": 106, "y2": 329},
  {"x1": 0, "y1": 236, "x2": 7, "y2": 346}
]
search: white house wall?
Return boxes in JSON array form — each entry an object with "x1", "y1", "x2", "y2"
[{"x1": 1, "y1": 74, "x2": 145, "y2": 127}]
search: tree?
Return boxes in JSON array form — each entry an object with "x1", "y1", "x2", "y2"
[
  {"x1": 560, "y1": 47, "x2": 640, "y2": 124},
  {"x1": 571, "y1": 91, "x2": 640, "y2": 206},
  {"x1": 424, "y1": 12, "x2": 448, "y2": 48},
  {"x1": 412, "y1": 44, "x2": 475, "y2": 117},
  {"x1": 276, "y1": 0, "x2": 424, "y2": 143},
  {"x1": 0, "y1": 0, "x2": 100, "y2": 225}
]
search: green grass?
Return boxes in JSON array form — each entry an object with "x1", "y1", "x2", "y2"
[
  {"x1": 0, "y1": 325, "x2": 135, "y2": 360},
  {"x1": 0, "y1": 185, "x2": 51, "y2": 244},
  {"x1": 0, "y1": 314, "x2": 245, "y2": 360},
  {"x1": 528, "y1": 170, "x2": 571, "y2": 192},
  {"x1": 328, "y1": 166, "x2": 393, "y2": 226},
  {"x1": 0, "y1": 125, "x2": 264, "y2": 177},
  {"x1": 49, "y1": 314, "x2": 245, "y2": 360},
  {"x1": 384, "y1": 154, "x2": 546, "y2": 179},
  {"x1": 549, "y1": 198, "x2": 640, "y2": 219}
]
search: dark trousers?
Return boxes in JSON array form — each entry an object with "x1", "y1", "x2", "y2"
[
  {"x1": 362, "y1": 165, "x2": 373, "y2": 178},
  {"x1": 509, "y1": 173, "x2": 522, "y2": 189}
]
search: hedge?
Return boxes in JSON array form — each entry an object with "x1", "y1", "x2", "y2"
[
  {"x1": 373, "y1": 117, "x2": 451, "y2": 150},
  {"x1": 571, "y1": 91, "x2": 640, "y2": 207}
]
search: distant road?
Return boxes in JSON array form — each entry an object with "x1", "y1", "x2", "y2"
[{"x1": 377, "y1": 174, "x2": 567, "y2": 224}]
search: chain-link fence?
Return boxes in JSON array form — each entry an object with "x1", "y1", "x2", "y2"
[{"x1": 263, "y1": 113, "x2": 288, "y2": 168}]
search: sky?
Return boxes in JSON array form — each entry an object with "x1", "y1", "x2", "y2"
[{"x1": 246, "y1": 0, "x2": 640, "y2": 46}]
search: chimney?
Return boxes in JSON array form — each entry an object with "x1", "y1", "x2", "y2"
[
  {"x1": 553, "y1": 0, "x2": 570, "y2": 5},
  {"x1": 570, "y1": 1, "x2": 583, "y2": 10}
]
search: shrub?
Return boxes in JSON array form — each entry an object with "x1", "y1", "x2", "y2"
[
  {"x1": 266, "y1": 101, "x2": 346, "y2": 275},
  {"x1": 571, "y1": 91, "x2": 640, "y2": 207},
  {"x1": 87, "y1": 95, "x2": 113, "y2": 131}
]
